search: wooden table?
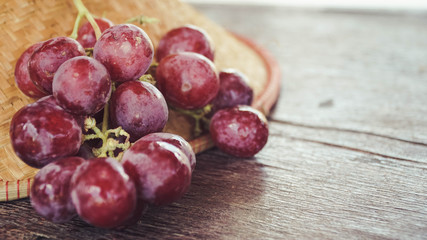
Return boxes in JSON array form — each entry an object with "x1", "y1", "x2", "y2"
[{"x1": 1, "y1": 3, "x2": 426, "y2": 239}]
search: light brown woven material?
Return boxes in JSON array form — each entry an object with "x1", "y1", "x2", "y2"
[{"x1": 0, "y1": 0, "x2": 276, "y2": 201}]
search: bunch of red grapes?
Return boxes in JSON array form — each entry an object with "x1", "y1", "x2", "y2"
[{"x1": 10, "y1": 14, "x2": 269, "y2": 229}]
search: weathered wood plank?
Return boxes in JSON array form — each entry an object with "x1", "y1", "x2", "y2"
[
  {"x1": 0, "y1": 131, "x2": 426, "y2": 239},
  {"x1": 197, "y1": 5, "x2": 427, "y2": 144}
]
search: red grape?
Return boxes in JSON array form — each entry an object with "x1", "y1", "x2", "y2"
[
  {"x1": 14, "y1": 42, "x2": 48, "y2": 98},
  {"x1": 30, "y1": 156, "x2": 85, "y2": 223},
  {"x1": 76, "y1": 18, "x2": 114, "y2": 48},
  {"x1": 122, "y1": 139, "x2": 192, "y2": 206},
  {"x1": 156, "y1": 24, "x2": 214, "y2": 62},
  {"x1": 156, "y1": 52, "x2": 219, "y2": 110},
  {"x1": 70, "y1": 157, "x2": 137, "y2": 229},
  {"x1": 109, "y1": 81, "x2": 168, "y2": 142},
  {"x1": 93, "y1": 24, "x2": 154, "y2": 83},
  {"x1": 210, "y1": 105, "x2": 269, "y2": 157},
  {"x1": 9, "y1": 101, "x2": 82, "y2": 168},
  {"x1": 209, "y1": 69, "x2": 253, "y2": 116},
  {"x1": 53, "y1": 56, "x2": 112, "y2": 116},
  {"x1": 28, "y1": 37, "x2": 85, "y2": 94},
  {"x1": 140, "y1": 132, "x2": 196, "y2": 172}
]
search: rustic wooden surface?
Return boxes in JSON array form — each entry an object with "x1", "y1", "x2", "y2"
[{"x1": 1, "y1": 4, "x2": 427, "y2": 239}]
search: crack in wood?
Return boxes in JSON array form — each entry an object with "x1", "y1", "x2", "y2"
[
  {"x1": 270, "y1": 119, "x2": 427, "y2": 147},
  {"x1": 286, "y1": 136, "x2": 427, "y2": 168}
]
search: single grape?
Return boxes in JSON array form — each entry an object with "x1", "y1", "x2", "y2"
[
  {"x1": 156, "y1": 24, "x2": 214, "y2": 62},
  {"x1": 14, "y1": 42, "x2": 48, "y2": 98},
  {"x1": 156, "y1": 52, "x2": 219, "y2": 110},
  {"x1": 210, "y1": 105, "x2": 269, "y2": 158},
  {"x1": 76, "y1": 18, "x2": 114, "y2": 48},
  {"x1": 30, "y1": 157, "x2": 85, "y2": 223},
  {"x1": 9, "y1": 101, "x2": 82, "y2": 168},
  {"x1": 140, "y1": 132, "x2": 196, "y2": 172},
  {"x1": 53, "y1": 56, "x2": 112, "y2": 116},
  {"x1": 28, "y1": 37, "x2": 85, "y2": 94},
  {"x1": 122, "y1": 139, "x2": 192, "y2": 206},
  {"x1": 93, "y1": 24, "x2": 154, "y2": 83},
  {"x1": 70, "y1": 157, "x2": 137, "y2": 229},
  {"x1": 109, "y1": 81, "x2": 168, "y2": 142},
  {"x1": 209, "y1": 69, "x2": 253, "y2": 116}
]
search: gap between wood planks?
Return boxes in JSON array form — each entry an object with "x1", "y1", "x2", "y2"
[
  {"x1": 270, "y1": 119, "x2": 427, "y2": 147},
  {"x1": 269, "y1": 118, "x2": 427, "y2": 167}
]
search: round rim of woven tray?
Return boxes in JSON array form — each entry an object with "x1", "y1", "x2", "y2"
[{"x1": 0, "y1": 34, "x2": 281, "y2": 202}]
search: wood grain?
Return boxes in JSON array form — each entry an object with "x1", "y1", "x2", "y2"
[{"x1": 1, "y1": 4, "x2": 426, "y2": 239}]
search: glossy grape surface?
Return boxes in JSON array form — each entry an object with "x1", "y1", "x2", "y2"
[
  {"x1": 9, "y1": 101, "x2": 82, "y2": 168},
  {"x1": 70, "y1": 157, "x2": 137, "y2": 229},
  {"x1": 93, "y1": 24, "x2": 154, "y2": 83},
  {"x1": 156, "y1": 52, "x2": 219, "y2": 110},
  {"x1": 76, "y1": 18, "x2": 114, "y2": 48},
  {"x1": 122, "y1": 139, "x2": 192, "y2": 206},
  {"x1": 37, "y1": 95, "x2": 86, "y2": 127},
  {"x1": 156, "y1": 24, "x2": 214, "y2": 62},
  {"x1": 140, "y1": 132, "x2": 196, "y2": 172},
  {"x1": 53, "y1": 56, "x2": 111, "y2": 116},
  {"x1": 30, "y1": 157, "x2": 85, "y2": 223},
  {"x1": 29, "y1": 37, "x2": 85, "y2": 93},
  {"x1": 210, "y1": 106, "x2": 269, "y2": 158},
  {"x1": 209, "y1": 69, "x2": 253, "y2": 116},
  {"x1": 109, "y1": 81, "x2": 168, "y2": 142},
  {"x1": 14, "y1": 42, "x2": 48, "y2": 98}
]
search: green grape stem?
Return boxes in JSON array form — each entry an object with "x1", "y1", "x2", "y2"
[
  {"x1": 83, "y1": 117, "x2": 131, "y2": 160},
  {"x1": 138, "y1": 74, "x2": 156, "y2": 85},
  {"x1": 172, "y1": 105, "x2": 212, "y2": 137},
  {"x1": 126, "y1": 15, "x2": 160, "y2": 25},
  {"x1": 70, "y1": 0, "x2": 102, "y2": 40}
]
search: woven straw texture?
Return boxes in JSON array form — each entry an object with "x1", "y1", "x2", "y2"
[{"x1": 0, "y1": 0, "x2": 279, "y2": 201}]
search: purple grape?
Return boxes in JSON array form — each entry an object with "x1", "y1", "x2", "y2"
[
  {"x1": 76, "y1": 18, "x2": 114, "y2": 48},
  {"x1": 53, "y1": 56, "x2": 111, "y2": 116},
  {"x1": 109, "y1": 81, "x2": 168, "y2": 142},
  {"x1": 30, "y1": 157, "x2": 85, "y2": 223},
  {"x1": 140, "y1": 132, "x2": 196, "y2": 172},
  {"x1": 122, "y1": 139, "x2": 192, "y2": 206},
  {"x1": 93, "y1": 24, "x2": 154, "y2": 83},
  {"x1": 9, "y1": 101, "x2": 82, "y2": 168},
  {"x1": 70, "y1": 157, "x2": 137, "y2": 229},
  {"x1": 28, "y1": 37, "x2": 85, "y2": 94},
  {"x1": 156, "y1": 24, "x2": 214, "y2": 62},
  {"x1": 156, "y1": 52, "x2": 219, "y2": 110},
  {"x1": 14, "y1": 42, "x2": 48, "y2": 98},
  {"x1": 210, "y1": 106, "x2": 269, "y2": 158},
  {"x1": 209, "y1": 69, "x2": 253, "y2": 116}
]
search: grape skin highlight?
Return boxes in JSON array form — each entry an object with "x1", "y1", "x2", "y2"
[
  {"x1": 156, "y1": 52, "x2": 219, "y2": 110},
  {"x1": 30, "y1": 157, "x2": 85, "y2": 223},
  {"x1": 109, "y1": 80, "x2": 168, "y2": 142},
  {"x1": 93, "y1": 24, "x2": 154, "y2": 83},
  {"x1": 53, "y1": 56, "x2": 112, "y2": 116},
  {"x1": 28, "y1": 37, "x2": 85, "y2": 94},
  {"x1": 9, "y1": 101, "x2": 82, "y2": 168}
]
